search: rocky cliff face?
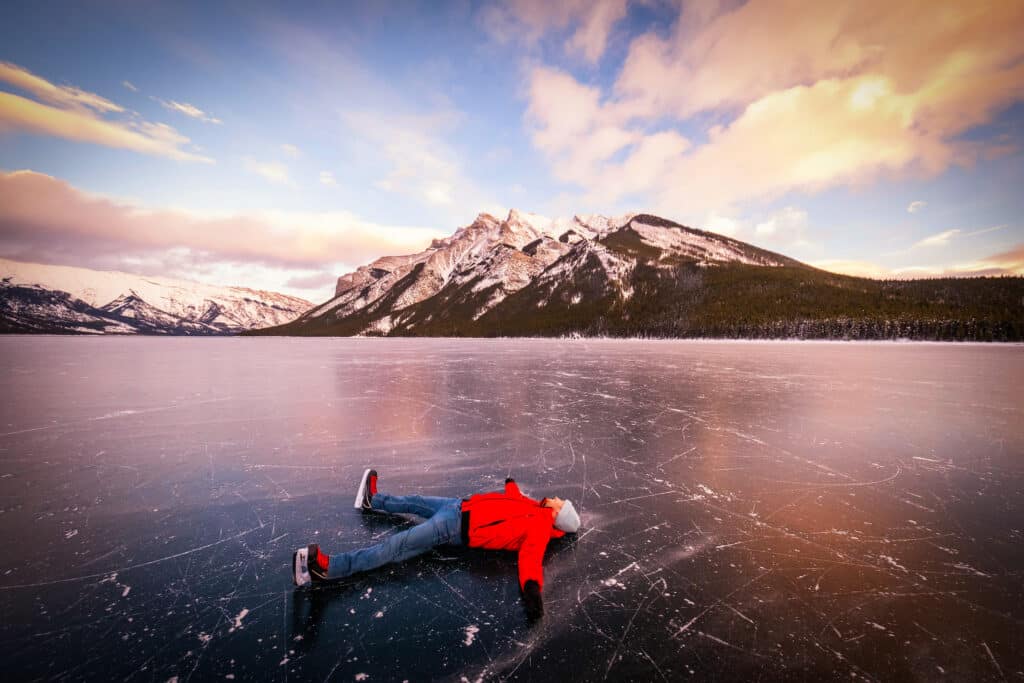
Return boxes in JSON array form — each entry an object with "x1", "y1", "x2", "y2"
[{"x1": 272, "y1": 209, "x2": 800, "y2": 337}]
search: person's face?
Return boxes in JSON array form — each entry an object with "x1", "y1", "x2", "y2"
[{"x1": 543, "y1": 497, "x2": 565, "y2": 515}]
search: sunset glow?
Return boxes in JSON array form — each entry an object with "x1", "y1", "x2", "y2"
[{"x1": 1, "y1": 1, "x2": 1022, "y2": 299}]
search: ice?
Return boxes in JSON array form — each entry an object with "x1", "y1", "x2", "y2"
[{"x1": 1, "y1": 337, "x2": 1023, "y2": 680}]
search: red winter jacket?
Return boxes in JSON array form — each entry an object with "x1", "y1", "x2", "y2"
[{"x1": 460, "y1": 480, "x2": 564, "y2": 591}]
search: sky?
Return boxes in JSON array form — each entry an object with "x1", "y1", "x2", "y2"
[{"x1": 1, "y1": 0, "x2": 1023, "y2": 302}]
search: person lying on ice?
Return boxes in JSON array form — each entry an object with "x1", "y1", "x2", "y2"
[{"x1": 292, "y1": 469, "x2": 581, "y2": 619}]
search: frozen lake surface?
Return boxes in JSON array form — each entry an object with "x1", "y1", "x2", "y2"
[{"x1": 1, "y1": 337, "x2": 1022, "y2": 681}]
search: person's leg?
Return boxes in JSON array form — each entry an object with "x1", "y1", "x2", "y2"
[
  {"x1": 370, "y1": 493, "x2": 459, "y2": 518},
  {"x1": 326, "y1": 501, "x2": 462, "y2": 580}
]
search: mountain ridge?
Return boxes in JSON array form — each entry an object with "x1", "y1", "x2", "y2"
[
  {"x1": 246, "y1": 209, "x2": 1024, "y2": 342},
  {"x1": 1, "y1": 258, "x2": 311, "y2": 335}
]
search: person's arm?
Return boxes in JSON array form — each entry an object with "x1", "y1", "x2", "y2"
[
  {"x1": 517, "y1": 515, "x2": 551, "y2": 619},
  {"x1": 504, "y1": 477, "x2": 522, "y2": 497}
]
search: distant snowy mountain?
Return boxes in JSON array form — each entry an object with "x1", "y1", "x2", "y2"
[{"x1": 0, "y1": 258, "x2": 312, "y2": 335}]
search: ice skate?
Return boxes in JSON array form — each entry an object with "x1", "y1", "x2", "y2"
[
  {"x1": 354, "y1": 468, "x2": 378, "y2": 512},
  {"x1": 293, "y1": 543, "x2": 329, "y2": 586}
]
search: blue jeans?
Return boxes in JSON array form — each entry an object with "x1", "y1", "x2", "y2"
[{"x1": 326, "y1": 493, "x2": 463, "y2": 580}]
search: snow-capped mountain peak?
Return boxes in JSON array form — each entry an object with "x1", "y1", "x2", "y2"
[
  {"x1": 1, "y1": 258, "x2": 312, "y2": 334},
  {"x1": 271, "y1": 209, "x2": 801, "y2": 337}
]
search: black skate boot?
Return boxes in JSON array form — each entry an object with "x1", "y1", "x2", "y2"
[
  {"x1": 353, "y1": 468, "x2": 378, "y2": 512},
  {"x1": 293, "y1": 543, "x2": 329, "y2": 586}
]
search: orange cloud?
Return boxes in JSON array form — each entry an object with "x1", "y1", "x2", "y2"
[
  {"x1": 652, "y1": 74, "x2": 955, "y2": 212},
  {"x1": 0, "y1": 61, "x2": 124, "y2": 113},
  {"x1": 527, "y1": 1, "x2": 1024, "y2": 213},
  {"x1": 615, "y1": 1, "x2": 1024, "y2": 120},
  {"x1": 0, "y1": 62, "x2": 210, "y2": 162},
  {"x1": 0, "y1": 170, "x2": 444, "y2": 270},
  {"x1": 814, "y1": 243, "x2": 1024, "y2": 279},
  {"x1": 973, "y1": 244, "x2": 1024, "y2": 275}
]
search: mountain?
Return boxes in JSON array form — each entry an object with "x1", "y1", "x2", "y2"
[
  {"x1": 250, "y1": 210, "x2": 1024, "y2": 342},
  {"x1": 0, "y1": 258, "x2": 312, "y2": 335}
]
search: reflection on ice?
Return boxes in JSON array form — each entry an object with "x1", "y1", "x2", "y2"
[{"x1": 0, "y1": 337, "x2": 1022, "y2": 680}]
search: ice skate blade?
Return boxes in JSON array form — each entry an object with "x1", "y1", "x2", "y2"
[
  {"x1": 293, "y1": 547, "x2": 310, "y2": 587},
  {"x1": 353, "y1": 467, "x2": 371, "y2": 509}
]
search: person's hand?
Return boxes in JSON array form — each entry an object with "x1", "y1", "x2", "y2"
[{"x1": 522, "y1": 580, "x2": 543, "y2": 620}]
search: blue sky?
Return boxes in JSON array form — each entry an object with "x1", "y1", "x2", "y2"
[{"x1": 1, "y1": 0, "x2": 1022, "y2": 301}]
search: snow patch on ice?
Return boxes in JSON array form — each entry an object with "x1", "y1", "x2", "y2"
[
  {"x1": 463, "y1": 624, "x2": 479, "y2": 646},
  {"x1": 952, "y1": 562, "x2": 989, "y2": 577},
  {"x1": 92, "y1": 410, "x2": 139, "y2": 420},
  {"x1": 879, "y1": 555, "x2": 908, "y2": 572},
  {"x1": 229, "y1": 608, "x2": 249, "y2": 632}
]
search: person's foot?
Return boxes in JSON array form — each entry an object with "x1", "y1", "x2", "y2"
[
  {"x1": 308, "y1": 544, "x2": 329, "y2": 582},
  {"x1": 292, "y1": 544, "x2": 330, "y2": 586},
  {"x1": 353, "y1": 468, "x2": 378, "y2": 512}
]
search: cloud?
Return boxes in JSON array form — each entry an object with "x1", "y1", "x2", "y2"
[
  {"x1": 281, "y1": 143, "x2": 301, "y2": 158},
  {"x1": 811, "y1": 259, "x2": 896, "y2": 279},
  {"x1": 878, "y1": 224, "x2": 1008, "y2": 257},
  {"x1": 480, "y1": 0, "x2": 627, "y2": 63},
  {"x1": 0, "y1": 170, "x2": 446, "y2": 276},
  {"x1": 526, "y1": 66, "x2": 685, "y2": 204},
  {"x1": 981, "y1": 244, "x2": 1024, "y2": 273},
  {"x1": 0, "y1": 61, "x2": 124, "y2": 113},
  {"x1": 343, "y1": 109, "x2": 492, "y2": 210},
  {"x1": 913, "y1": 229, "x2": 960, "y2": 248},
  {"x1": 813, "y1": 243, "x2": 1024, "y2": 279},
  {"x1": 564, "y1": 0, "x2": 628, "y2": 63},
  {"x1": 0, "y1": 62, "x2": 211, "y2": 163},
  {"x1": 907, "y1": 200, "x2": 926, "y2": 213},
  {"x1": 155, "y1": 98, "x2": 222, "y2": 124},
  {"x1": 243, "y1": 157, "x2": 293, "y2": 186},
  {"x1": 697, "y1": 206, "x2": 816, "y2": 252},
  {"x1": 965, "y1": 225, "x2": 1007, "y2": 238},
  {"x1": 615, "y1": 1, "x2": 1024, "y2": 120},
  {"x1": 319, "y1": 170, "x2": 337, "y2": 186},
  {"x1": 753, "y1": 207, "x2": 810, "y2": 246},
  {"x1": 524, "y1": 1, "x2": 1024, "y2": 215},
  {"x1": 122, "y1": 80, "x2": 139, "y2": 93},
  {"x1": 703, "y1": 212, "x2": 742, "y2": 237},
  {"x1": 284, "y1": 270, "x2": 339, "y2": 292}
]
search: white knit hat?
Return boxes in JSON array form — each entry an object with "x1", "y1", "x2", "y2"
[{"x1": 554, "y1": 499, "x2": 580, "y2": 533}]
